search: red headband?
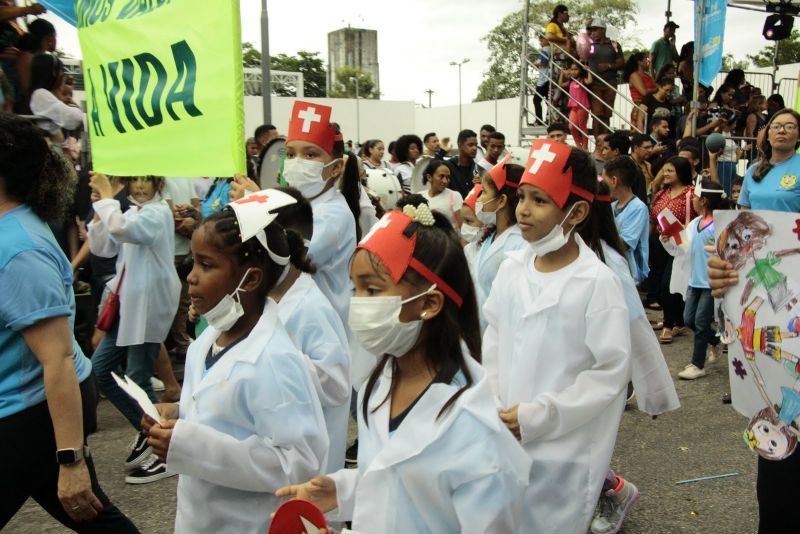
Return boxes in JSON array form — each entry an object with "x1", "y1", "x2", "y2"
[
  {"x1": 358, "y1": 211, "x2": 463, "y2": 307},
  {"x1": 286, "y1": 100, "x2": 337, "y2": 154},
  {"x1": 487, "y1": 153, "x2": 517, "y2": 190},
  {"x1": 520, "y1": 140, "x2": 595, "y2": 207}
]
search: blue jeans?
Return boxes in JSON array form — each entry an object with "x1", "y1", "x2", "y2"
[
  {"x1": 92, "y1": 319, "x2": 160, "y2": 429},
  {"x1": 683, "y1": 286, "x2": 718, "y2": 369},
  {"x1": 717, "y1": 161, "x2": 737, "y2": 197}
]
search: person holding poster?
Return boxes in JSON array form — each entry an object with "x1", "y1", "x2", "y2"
[
  {"x1": 282, "y1": 101, "x2": 360, "y2": 326},
  {"x1": 709, "y1": 108, "x2": 800, "y2": 534}
]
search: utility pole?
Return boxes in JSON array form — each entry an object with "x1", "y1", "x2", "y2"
[
  {"x1": 450, "y1": 58, "x2": 470, "y2": 132},
  {"x1": 260, "y1": 0, "x2": 271, "y2": 124},
  {"x1": 350, "y1": 76, "x2": 361, "y2": 143},
  {"x1": 424, "y1": 89, "x2": 434, "y2": 108}
]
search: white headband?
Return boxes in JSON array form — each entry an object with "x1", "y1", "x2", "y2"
[{"x1": 694, "y1": 181, "x2": 727, "y2": 199}]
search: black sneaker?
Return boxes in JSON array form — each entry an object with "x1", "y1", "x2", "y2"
[
  {"x1": 124, "y1": 455, "x2": 176, "y2": 485},
  {"x1": 124, "y1": 431, "x2": 153, "y2": 470},
  {"x1": 345, "y1": 440, "x2": 358, "y2": 468}
]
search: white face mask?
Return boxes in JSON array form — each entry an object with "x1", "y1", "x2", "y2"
[
  {"x1": 203, "y1": 269, "x2": 252, "y2": 332},
  {"x1": 475, "y1": 197, "x2": 499, "y2": 225},
  {"x1": 460, "y1": 223, "x2": 482, "y2": 242},
  {"x1": 282, "y1": 158, "x2": 337, "y2": 198},
  {"x1": 348, "y1": 285, "x2": 435, "y2": 357},
  {"x1": 528, "y1": 205, "x2": 577, "y2": 257}
]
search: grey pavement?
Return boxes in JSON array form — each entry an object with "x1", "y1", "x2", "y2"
[{"x1": 6, "y1": 309, "x2": 759, "y2": 533}]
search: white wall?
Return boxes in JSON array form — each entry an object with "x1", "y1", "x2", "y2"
[{"x1": 414, "y1": 98, "x2": 522, "y2": 146}]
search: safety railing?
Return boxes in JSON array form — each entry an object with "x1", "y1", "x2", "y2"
[{"x1": 777, "y1": 77, "x2": 797, "y2": 106}]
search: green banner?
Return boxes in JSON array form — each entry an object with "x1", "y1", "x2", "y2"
[{"x1": 76, "y1": 0, "x2": 245, "y2": 176}]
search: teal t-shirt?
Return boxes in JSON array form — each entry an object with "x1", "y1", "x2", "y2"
[
  {"x1": 740, "y1": 155, "x2": 800, "y2": 212},
  {"x1": 0, "y1": 205, "x2": 92, "y2": 418}
]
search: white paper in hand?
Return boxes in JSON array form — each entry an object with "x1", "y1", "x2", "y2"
[{"x1": 111, "y1": 372, "x2": 161, "y2": 422}]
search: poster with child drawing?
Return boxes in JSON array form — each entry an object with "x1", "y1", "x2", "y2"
[{"x1": 715, "y1": 210, "x2": 800, "y2": 461}]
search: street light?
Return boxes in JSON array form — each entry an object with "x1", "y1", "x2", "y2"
[
  {"x1": 350, "y1": 76, "x2": 361, "y2": 144},
  {"x1": 449, "y1": 58, "x2": 470, "y2": 132},
  {"x1": 260, "y1": 0, "x2": 271, "y2": 124}
]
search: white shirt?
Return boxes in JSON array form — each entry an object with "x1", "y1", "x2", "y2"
[
  {"x1": 163, "y1": 177, "x2": 199, "y2": 256},
  {"x1": 87, "y1": 198, "x2": 180, "y2": 346},
  {"x1": 168, "y1": 301, "x2": 328, "y2": 534},
  {"x1": 329, "y1": 356, "x2": 531, "y2": 533},
  {"x1": 421, "y1": 188, "x2": 463, "y2": 227},
  {"x1": 29, "y1": 88, "x2": 84, "y2": 135},
  {"x1": 483, "y1": 236, "x2": 631, "y2": 534}
]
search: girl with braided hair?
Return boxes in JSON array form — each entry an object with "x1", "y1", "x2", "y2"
[{"x1": 141, "y1": 190, "x2": 328, "y2": 533}]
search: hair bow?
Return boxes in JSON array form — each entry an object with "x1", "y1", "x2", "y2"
[{"x1": 402, "y1": 203, "x2": 435, "y2": 226}]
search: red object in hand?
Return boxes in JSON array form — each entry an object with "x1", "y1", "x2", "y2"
[
  {"x1": 659, "y1": 216, "x2": 684, "y2": 245},
  {"x1": 269, "y1": 499, "x2": 328, "y2": 534}
]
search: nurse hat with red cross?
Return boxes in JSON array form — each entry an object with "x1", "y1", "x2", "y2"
[
  {"x1": 520, "y1": 139, "x2": 595, "y2": 208},
  {"x1": 286, "y1": 100, "x2": 337, "y2": 155},
  {"x1": 358, "y1": 209, "x2": 464, "y2": 307},
  {"x1": 228, "y1": 188, "x2": 297, "y2": 264}
]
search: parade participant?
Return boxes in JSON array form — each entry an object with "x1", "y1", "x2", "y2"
[
  {"x1": 282, "y1": 100, "x2": 359, "y2": 324},
  {"x1": 277, "y1": 203, "x2": 531, "y2": 533},
  {"x1": 143, "y1": 191, "x2": 328, "y2": 533},
  {"x1": 269, "y1": 187, "x2": 351, "y2": 473},
  {"x1": 465, "y1": 153, "x2": 525, "y2": 328},
  {"x1": 604, "y1": 156, "x2": 650, "y2": 284},
  {"x1": 420, "y1": 159, "x2": 463, "y2": 228},
  {"x1": 483, "y1": 140, "x2": 631, "y2": 534},
  {"x1": 87, "y1": 174, "x2": 180, "y2": 484},
  {"x1": 0, "y1": 113, "x2": 138, "y2": 532}
]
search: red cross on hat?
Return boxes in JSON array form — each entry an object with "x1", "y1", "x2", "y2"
[
  {"x1": 520, "y1": 139, "x2": 595, "y2": 208},
  {"x1": 286, "y1": 100, "x2": 337, "y2": 155},
  {"x1": 358, "y1": 211, "x2": 464, "y2": 307}
]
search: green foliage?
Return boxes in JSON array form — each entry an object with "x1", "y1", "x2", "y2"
[
  {"x1": 328, "y1": 66, "x2": 378, "y2": 99},
  {"x1": 722, "y1": 54, "x2": 749, "y2": 72},
  {"x1": 475, "y1": 0, "x2": 637, "y2": 102},
  {"x1": 240, "y1": 44, "x2": 327, "y2": 97},
  {"x1": 747, "y1": 30, "x2": 800, "y2": 67}
]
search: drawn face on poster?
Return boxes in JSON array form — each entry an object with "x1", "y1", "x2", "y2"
[{"x1": 715, "y1": 209, "x2": 800, "y2": 461}]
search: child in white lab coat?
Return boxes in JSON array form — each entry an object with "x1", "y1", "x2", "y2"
[
  {"x1": 464, "y1": 155, "x2": 526, "y2": 327},
  {"x1": 87, "y1": 174, "x2": 180, "y2": 482},
  {"x1": 483, "y1": 141, "x2": 632, "y2": 534},
  {"x1": 583, "y1": 181, "x2": 680, "y2": 534},
  {"x1": 270, "y1": 186, "x2": 352, "y2": 473},
  {"x1": 277, "y1": 202, "x2": 531, "y2": 533},
  {"x1": 282, "y1": 100, "x2": 362, "y2": 325},
  {"x1": 142, "y1": 192, "x2": 329, "y2": 533}
]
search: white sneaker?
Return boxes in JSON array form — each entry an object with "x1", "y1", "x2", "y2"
[
  {"x1": 150, "y1": 376, "x2": 165, "y2": 392},
  {"x1": 678, "y1": 363, "x2": 707, "y2": 380},
  {"x1": 707, "y1": 344, "x2": 722, "y2": 363}
]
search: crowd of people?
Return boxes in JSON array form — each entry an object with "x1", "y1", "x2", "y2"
[{"x1": 2, "y1": 4, "x2": 800, "y2": 534}]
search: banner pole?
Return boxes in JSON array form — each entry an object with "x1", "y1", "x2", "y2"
[
  {"x1": 261, "y1": 0, "x2": 272, "y2": 124},
  {"x1": 692, "y1": 0, "x2": 704, "y2": 138}
]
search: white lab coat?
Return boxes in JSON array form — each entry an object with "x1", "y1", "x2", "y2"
[
  {"x1": 601, "y1": 242, "x2": 680, "y2": 415},
  {"x1": 357, "y1": 183, "x2": 379, "y2": 237},
  {"x1": 167, "y1": 300, "x2": 329, "y2": 534},
  {"x1": 464, "y1": 225, "x2": 527, "y2": 330},
  {"x1": 309, "y1": 188, "x2": 357, "y2": 325},
  {"x1": 87, "y1": 198, "x2": 180, "y2": 346},
  {"x1": 482, "y1": 235, "x2": 631, "y2": 534},
  {"x1": 329, "y1": 356, "x2": 531, "y2": 534},
  {"x1": 277, "y1": 273, "x2": 351, "y2": 473}
]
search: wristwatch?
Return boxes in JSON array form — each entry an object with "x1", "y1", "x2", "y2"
[{"x1": 56, "y1": 445, "x2": 90, "y2": 465}]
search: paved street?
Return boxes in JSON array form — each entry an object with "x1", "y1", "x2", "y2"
[{"x1": 6, "y1": 310, "x2": 759, "y2": 533}]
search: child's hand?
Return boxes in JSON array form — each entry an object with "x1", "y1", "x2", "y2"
[
  {"x1": 707, "y1": 247, "x2": 739, "y2": 298},
  {"x1": 141, "y1": 403, "x2": 180, "y2": 436},
  {"x1": 89, "y1": 172, "x2": 113, "y2": 200},
  {"x1": 147, "y1": 419, "x2": 177, "y2": 461},
  {"x1": 229, "y1": 174, "x2": 259, "y2": 202},
  {"x1": 275, "y1": 476, "x2": 338, "y2": 513},
  {"x1": 498, "y1": 405, "x2": 521, "y2": 440}
]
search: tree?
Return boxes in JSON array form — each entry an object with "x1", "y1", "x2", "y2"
[
  {"x1": 722, "y1": 53, "x2": 749, "y2": 71},
  {"x1": 328, "y1": 67, "x2": 378, "y2": 99},
  {"x1": 475, "y1": 0, "x2": 637, "y2": 102},
  {"x1": 240, "y1": 44, "x2": 327, "y2": 97},
  {"x1": 747, "y1": 30, "x2": 800, "y2": 67}
]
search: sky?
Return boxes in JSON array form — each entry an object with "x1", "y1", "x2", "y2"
[{"x1": 39, "y1": 0, "x2": 780, "y2": 106}]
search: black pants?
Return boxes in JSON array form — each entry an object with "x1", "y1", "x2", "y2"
[
  {"x1": 758, "y1": 448, "x2": 800, "y2": 533},
  {"x1": 533, "y1": 83, "x2": 549, "y2": 124},
  {"x1": 660, "y1": 254, "x2": 685, "y2": 328},
  {"x1": 0, "y1": 374, "x2": 138, "y2": 533}
]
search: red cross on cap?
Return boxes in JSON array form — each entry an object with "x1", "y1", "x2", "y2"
[
  {"x1": 520, "y1": 139, "x2": 595, "y2": 207},
  {"x1": 286, "y1": 100, "x2": 336, "y2": 155}
]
